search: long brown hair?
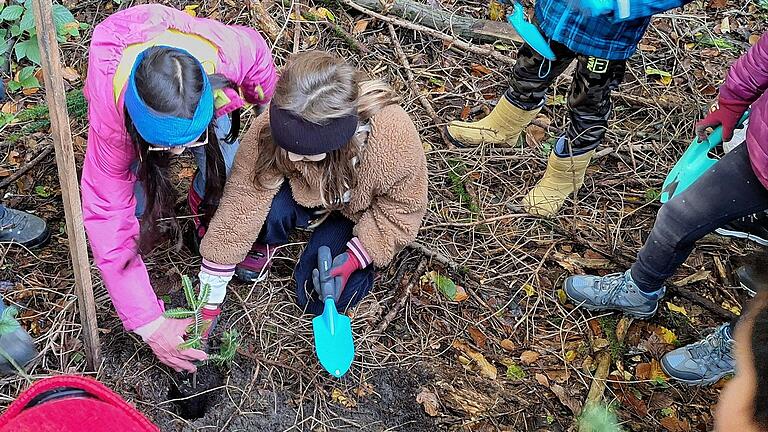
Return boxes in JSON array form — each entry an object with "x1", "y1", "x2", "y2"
[
  {"x1": 252, "y1": 51, "x2": 399, "y2": 208},
  {"x1": 125, "y1": 46, "x2": 241, "y2": 253}
]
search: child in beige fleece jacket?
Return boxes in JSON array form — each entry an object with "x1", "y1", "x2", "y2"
[{"x1": 195, "y1": 51, "x2": 428, "y2": 317}]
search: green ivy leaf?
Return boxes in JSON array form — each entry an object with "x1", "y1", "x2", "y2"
[
  {"x1": 0, "y1": 5, "x2": 24, "y2": 22},
  {"x1": 34, "y1": 185, "x2": 51, "y2": 198},
  {"x1": 10, "y1": 24, "x2": 21, "y2": 37},
  {"x1": 6, "y1": 81, "x2": 21, "y2": 92}
]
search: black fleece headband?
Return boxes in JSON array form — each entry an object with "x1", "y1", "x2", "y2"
[{"x1": 269, "y1": 103, "x2": 358, "y2": 156}]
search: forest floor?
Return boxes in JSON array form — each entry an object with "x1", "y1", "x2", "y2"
[{"x1": 0, "y1": 0, "x2": 767, "y2": 430}]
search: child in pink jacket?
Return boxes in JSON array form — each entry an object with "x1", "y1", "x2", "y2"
[{"x1": 81, "y1": 4, "x2": 277, "y2": 372}]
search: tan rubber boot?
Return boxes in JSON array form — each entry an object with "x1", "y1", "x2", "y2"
[
  {"x1": 446, "y1": 96, "x2": 541, "y2": 147},
  {"x1": 523, "y1": 150, "x2": 595, "y2": 217}
]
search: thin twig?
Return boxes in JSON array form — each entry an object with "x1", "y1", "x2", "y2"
[
  {"x1": 342, "y1": 0, "x2": 515, "y2": 65},
  {"x1": 0, "y1": 145, "x2": 53, "y2": 190},
  {"x1": 387, "y1": 23, "x2": 452, "y2": 147}
]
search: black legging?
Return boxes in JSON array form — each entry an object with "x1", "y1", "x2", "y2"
[
  {"x1": 504, "y1": 31, "x2": 626, "y2": 155},
  {"x1": 631, "y1": 143, "x2": 768, "y2": 293}
]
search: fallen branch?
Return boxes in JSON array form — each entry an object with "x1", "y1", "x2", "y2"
[
  {"x1": 376, "y1": 259, "x2": 427, "y2": 335},
  {"x1": 303, "y1": 10, "x2": 370, "y2": 54},
  {"x1": 585, "y1": 316, "x2": 632, "y2": 406},
  {"x1": 347, "y1": 0, "x2": 522, "y2": 44},
  {"x1": 0, "y1": 144, "x2": 53, "y2": 190},
  {"x1": 387, "y1": 24, "x2": 452, "y2": 147},
  {"x1": 249, "y1": 0, "x2": 281, "y2": 42},
  {"x1": 420, "y1": 213, "x2": 528, "y2": 231},
  {"x1": 341, "y1": 0, "x2": 515, "y2": 65},
  {"x1": 670, "y1": 286, "x2": 737, "y2": 321}
]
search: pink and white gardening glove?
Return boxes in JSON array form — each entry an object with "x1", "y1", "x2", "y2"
[
  {"x1": 198, "y1": 260, "x2": 235, "y2": 339},
  {"x1": 134, "y1": 316, "x2": 208, "y2": 373},
  {"x1": 325, "y1": 238, "x2": 372, "y2": 299}
]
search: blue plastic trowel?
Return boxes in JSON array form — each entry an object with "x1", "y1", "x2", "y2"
[
  {"x1": 312, "y1": 246, "x2": 354, "y2": 378},
  {"x1": 507, "y1": 3, "x2": 556, "y2": 61},
  {"x1": 661, "y1": 111, "x2": 750, "y2": 203},
  {"x1": 506, "y1": 1, "x2": 631, "y2": 61}
]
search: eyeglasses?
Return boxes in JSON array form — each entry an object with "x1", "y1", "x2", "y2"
[
  {"x1": 287, "y1": 151, "x2": 327, "y2": 162},
  {"x1": 148, "y1": 130, "x2": 209, "y2": 152}
]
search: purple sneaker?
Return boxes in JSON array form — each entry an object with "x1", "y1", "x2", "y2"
[{"x1": 235, "y1": 244, "x2": 275, "y2": 282}]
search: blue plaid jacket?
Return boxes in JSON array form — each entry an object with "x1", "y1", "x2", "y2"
[{"x1": 534, "y1": 0, "x2": 692, "y2": 60}]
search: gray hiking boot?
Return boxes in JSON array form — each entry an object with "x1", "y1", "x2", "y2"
[
  {"x1": 0, "y1": 206, "x2": 50, "y2": 248},
  {"x1": 564, "y1": 270, "x2": 664, "y2": 319},
  {"x1": 661, "y1": 324, "x2": 735, "y2": 386}
]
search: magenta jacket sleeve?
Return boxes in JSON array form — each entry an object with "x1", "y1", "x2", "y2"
[
  {"x1": 81, "y1": 124, "x2": 164, "y2": 331},
  {"x1": 719, "y1": 33, "x2": 768, "y2": 105}
]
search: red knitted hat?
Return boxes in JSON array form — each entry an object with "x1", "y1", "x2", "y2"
[{"x1": 0, "y1": 375, "x2": 158, "y2": 432}]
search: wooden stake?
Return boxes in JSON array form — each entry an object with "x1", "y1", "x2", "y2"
[{"x1": 33, "y1": 0, "x2": 101, "y2": 370}]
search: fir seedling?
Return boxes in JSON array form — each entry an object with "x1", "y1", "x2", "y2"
[{"x1": 164, "y1": 275, "x2": 239, "y2": 365}]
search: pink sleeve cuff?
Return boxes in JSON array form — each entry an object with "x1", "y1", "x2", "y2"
[
  {"x1": 347, "y1": 237, "x2": 372, "y2": 268},
  {"x1": 201, "y1": 259, "x2": 236, "y2": 277}
]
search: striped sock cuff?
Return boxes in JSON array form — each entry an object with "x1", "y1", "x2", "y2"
[
  {"x1": 201, "y1": 259, "x2": 236, "y2": 277},
  {"x1": 347, "y1": 237, "x2": 372, "y2": 268}
]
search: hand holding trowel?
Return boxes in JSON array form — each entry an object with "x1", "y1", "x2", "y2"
[{"x1": 311, "y1": 246, "x2": 354, "y2": 378}]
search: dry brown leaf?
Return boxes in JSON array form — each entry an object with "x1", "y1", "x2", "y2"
[
  {"x1": 352, "y1": 19, "x2": 370, "y2": 34},
  {"x1": 61, "y1": 67, "x2": 80, "y2": 82},
  {"x1": 636, "y1": 362, "x2": 651, "y2": 380},
  {"x1": 534, "y1": 373, "x2": 549, "y2": 387},
  {"x1": 520, "y1": 350, "x2": 540, "y2": 365},
  {"x1": 21, "y1": 88, "x2": 39, "y2": 96},
  {"x1": 660, "y1": 415, "x2": 691, "y2": 432},
  {"x1": 470, "y1": 63, "x2": 492, "y2": 77},
  {"x1": 545, "y1": 368, "x2": 570, "y2": 383},
  {"x1": 8, "y1": 151, "x2": 21, "y2": 166},
  {"x1": 524, "y1": 124, "x2": 547, "y2": 146},
  {"x1": 550, "y1": 384, "x2": 582, "y2": 415},
  {"x1": 499, "y1": 339, "x2": 515, "y2": 352},
  {"x1": 416, "y1": 388, "x2": 440, "y2": 416},
  {"x1": 640, "y1": 332, "x2": 670, "y2": 358},
  {"x1": 468, "y1": 326, "x2": 487, "y2": 350},
  {"x1": 750, "y1": 34, "x2": 761, "y2": 45},
  {"x1": 587, "y1": 319, "x2": 603, "y2": 337},
  {"x1": 708, "y1": 0, "x2": 727, "y2": 8},
  {"x1": 452, "y1": 340, "x2": 497, "y2": 379},
  {"x1": 1, "y1": 102, "x2": 17, "y2": 114},
  {"x1": 618, "y1": 389, "x2": 648, "y2": 417},
  {"x1": 638, "y1": 43, "x2": 657, "y2": 52},
  {"x1": 459, "y1": 105, "x2": 471, "y2": 121}
]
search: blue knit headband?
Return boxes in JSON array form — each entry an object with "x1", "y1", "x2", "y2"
[{"x1": 124, "y1": 47, "x2": 214, "y2": 147}]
